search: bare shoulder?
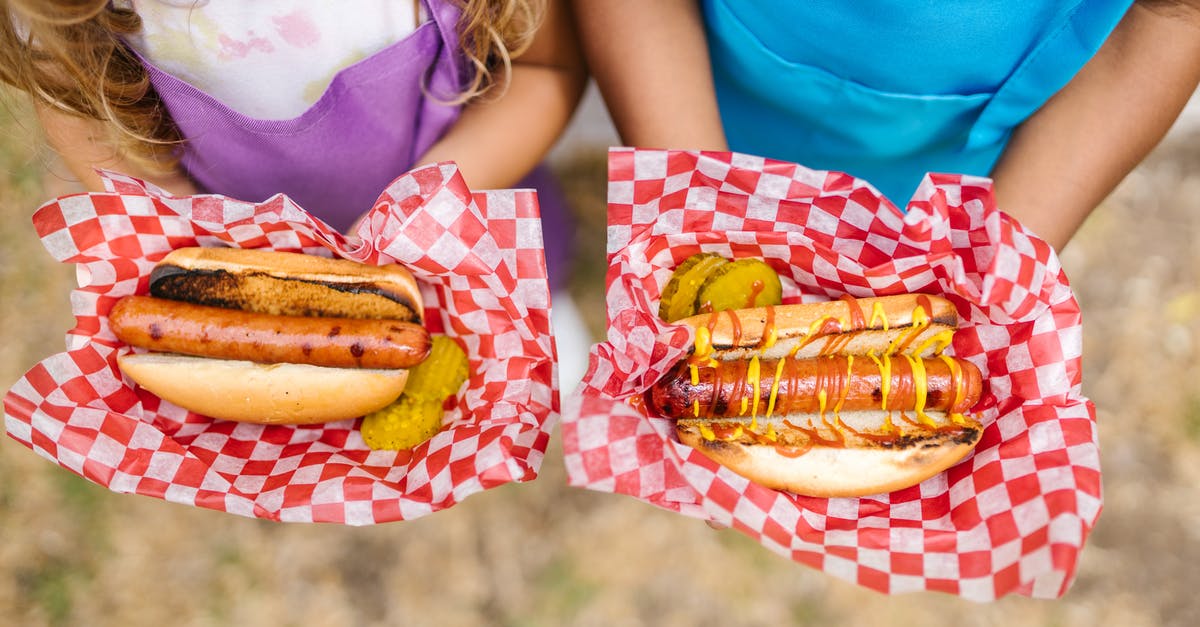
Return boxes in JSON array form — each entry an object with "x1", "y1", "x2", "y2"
[{"x1": 1137, "y1": 0, "x2": 1200, "y2": 24}]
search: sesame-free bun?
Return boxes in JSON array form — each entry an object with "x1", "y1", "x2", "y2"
[
  {"x1": 675, "y1": 411, "x2": 982, "y2": 498},
  {"x1": 118, "y1": 353, "x2": 409, "y2": 424},
  {"x1": 149, "y1": 247, "x2": 424, "y2": 322},
  {"x1": 675, "y1": 294, "x2": 959, "y2": 361}
]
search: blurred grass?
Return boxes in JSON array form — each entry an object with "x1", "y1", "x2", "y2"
[{"x1": 3, "y1": 83, "x2": 1200, "y2": 626}]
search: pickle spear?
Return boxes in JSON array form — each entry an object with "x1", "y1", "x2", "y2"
[{"x1": 361, "y1": 335, "x2": 469, "y2": 451}]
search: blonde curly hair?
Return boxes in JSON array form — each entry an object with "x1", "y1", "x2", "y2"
[{"x1": 0, "y1": 0, "x2": 545, "y2": 172}]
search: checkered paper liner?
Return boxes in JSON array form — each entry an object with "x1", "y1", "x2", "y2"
[
  {"x1": 561, "y1": 148, "x2": 1099, "y2": 601},
  {"x1": 3, "y1": 163, "x2": 558, "y2": 525}
]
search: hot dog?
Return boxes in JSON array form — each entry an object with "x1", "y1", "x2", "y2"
[
  {"x1": 109, "y1": 247, "x2": 432, "y2": 424},
  {"x1": 648, "y1": 255, "x2": 984, "y2": 497},
  {"x1": 649, "y1": 353, "x2": 982, "y2": 418},
  {"x1": 110, "y1": 296, "x2": 429, "y2": 370}
]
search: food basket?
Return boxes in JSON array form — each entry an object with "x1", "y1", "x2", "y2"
[
  {"x1": 562, "y1": 148, "x2": 1099, "y2": 600},
  {"x1": 3, "y1": 163, "x2": 558, "y2": 524}
]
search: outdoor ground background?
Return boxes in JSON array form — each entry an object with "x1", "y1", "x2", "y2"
[{"x1": 3, "y1": 85, "x2": 1200, "y2": 626}]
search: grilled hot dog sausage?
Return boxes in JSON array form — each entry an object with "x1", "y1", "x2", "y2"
[
  {"x1": 648, "y1": 354, "x2": 982, "y2": 419},
  {"x1": 110, "y1": 295, "x2": 431, "y2": 369}
]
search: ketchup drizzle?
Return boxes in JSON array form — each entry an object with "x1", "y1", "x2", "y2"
[{"x1": 840, "y1": 294, "x2": 866, "y2": 329}]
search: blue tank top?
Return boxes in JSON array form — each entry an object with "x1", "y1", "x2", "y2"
[{"x1": 702, "y1": 0, "x2": 1133, "y2": 204}]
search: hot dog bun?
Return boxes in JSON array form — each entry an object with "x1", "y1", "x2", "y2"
[
  {"x1": 675, "y1": 411, "x2": 982, "y2": 497},
  {"x1": 675, "y1": 294, "x2": 959, "y2": 361},
  {"x1": 113, "y1": 248, "x2": 431, "y2": 424},
  {"x1": 118, "y1": 353, "x2": 410, "y2": 424},
  {"x1": 651, "y1": 292, "x2": 984, "y2": 497},
  {"x1": 149, "y1": 247, "x2": 424, "y2": 322}
]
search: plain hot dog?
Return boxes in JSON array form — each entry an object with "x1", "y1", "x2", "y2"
[
  {"x1": 111, "y1": 247, "x2": 431, "y2": 425},
  {"x1": 110, "y1": 295, "x2": 430, "y2": 370}
]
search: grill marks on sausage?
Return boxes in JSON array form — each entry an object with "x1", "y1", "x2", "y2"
[
  {"x1": 649, "y1": 354, "x2": 982, "y2": 418},
  {"x1": 109, "y1": 295, "x2": 430, "y2": 369}
]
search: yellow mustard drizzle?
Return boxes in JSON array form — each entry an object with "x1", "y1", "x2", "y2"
[
  {"x1": 692, "y1": 399, "x2": 700, "y2": 418},
  {"x1": 693, "y1": 325, "x2": 713, "y2": 360},
  {"x1": 763, "y1": 323, "x2": 778, "y2": 350},
  {"x1": 887, "y1": 305, "x2": 930, "y2": 355},
  {"x1": 807, "y1": 315, "x2": 835, "y2": 345},
  {"x1": 700, "y1": 423, "x2": 716, "y2": 441},
  {"x1": 904, "y1": 353, "x2": 935, "y2": 426},
  {"x1": 766, "y1": 355, "x2": 788, "y2": 417},
  {"x1": 689, "y1": 363, "x2": 699, "y2": 386},
  {"x1": 748, "y1": 355, "x2": 761, "y2": 417},
  {"x1": 832, "y1": 354, "x2": 853, "y2": 421},
  {"x1": 870, "y1": 301, "x2": 889, "y2": 331},
  {"x1": 914, "y1": 328, "x2": 955, "y2": 357},
  {"x1": 869, "y1": 352, "x2": 892, "y2": 411},
  {"x1": 765, "y1": 422, "x2": 778, "y2": 442}
]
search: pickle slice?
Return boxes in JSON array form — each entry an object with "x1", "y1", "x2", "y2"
[
  {"x1": 658, "y1": 253, "x2": 730, "y2": 322},
  {"x1": 695, "y1": 258, "x2": 783, "y2": 313},
  {"x1": 361, "y1": 395, "x2": 445, "y2": 451},
  {"x1": 402, "y1": 335, "x2": 469, "y2": 402}
]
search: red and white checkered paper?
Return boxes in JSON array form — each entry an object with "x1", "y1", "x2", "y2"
[
  {"x1": 561, "y1": 148, "x2": 1099, "y2": 601},
  {"x1": 3, "y1": 163, "x2": 558, "y2": 525}
]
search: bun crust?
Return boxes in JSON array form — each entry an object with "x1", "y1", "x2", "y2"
[
  {"x1": 150, "y1": 247, "x2": 423, "y2": 322},
  {"x1": 118, "y1": 353, "x2": 409, "y2": 424},
  {"x1": 676, "y1": 411, "x2": 982, "y2": 497},
  {"x1": 678, "y1": 295, "x2": 959, "y2": 360}
]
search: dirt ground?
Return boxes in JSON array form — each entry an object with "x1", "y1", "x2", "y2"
[{"x1": 3, "y1": 89, "x2": 1200, "y2": 627}]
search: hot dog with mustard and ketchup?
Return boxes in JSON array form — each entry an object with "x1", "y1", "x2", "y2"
[
  {"x1": 646, "y1": 254, "x2": 984, "y2": 497},
  {"x1": 109, "y1": 247, "x2": 431, "y2": 424}
]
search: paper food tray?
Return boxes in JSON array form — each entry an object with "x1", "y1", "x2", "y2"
[
  {"x1": 562, "y1": 148, "x2": 1098, "y2": 600},
  {"x1": 4, "y1": 163, "x2": 558, "y2": 525}
]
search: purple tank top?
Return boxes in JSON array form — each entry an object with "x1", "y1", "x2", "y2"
[{"x1": 136, "y1": 0, "x2": 572, "y2": 287}]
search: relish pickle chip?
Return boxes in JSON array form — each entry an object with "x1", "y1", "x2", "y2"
[
  {"x1": 361, "y1": 396, "x2": 444, "y2": 451},
  {"x1": 695, "y1": 258, "x2": 782, "y2": 313},
  {"x1": 659, "y1": 252, "x2": 729, "y2": 322},
  {"x1": 402, "y1": 335, "x2": 469, "y2": 402}
]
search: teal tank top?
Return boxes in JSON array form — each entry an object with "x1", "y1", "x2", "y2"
[{"x1": 702, "y1": 0, "x2": 1133, "y2": 203}]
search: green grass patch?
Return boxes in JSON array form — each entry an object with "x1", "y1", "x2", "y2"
[
  {"x1": 523, "y1": 557, "x2": 598, "y2": 627},
  {"x1": 19, "y1": 560, "x2": 75, "y2": 627}
]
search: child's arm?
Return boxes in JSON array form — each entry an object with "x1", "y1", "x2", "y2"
[
  {"x1": 34, "y1": 102, "x2": 199, "y2": 195},
  {"x1": 991, "y1": 0, "x2": 1200, "y2": 252},
  {"x1": 414, "y1": 0, "x2": 587, "y2": 189},
  {"x1": 572, "y1": 0, "x2": 726, "y2": 150}
]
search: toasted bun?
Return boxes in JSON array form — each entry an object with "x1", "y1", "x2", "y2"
[
  {"x1": 118, "y1": 353, "x2": 408, "y2": 424},
  {"x1": 675, "y1": 411, "x2": 982, "y2": 497},
  {"x1": 149, "y1": 247, "x2": 423, "y2": 322},
  {"x1": 677, "y1": 294, "x2": 959, "y2": 360}
]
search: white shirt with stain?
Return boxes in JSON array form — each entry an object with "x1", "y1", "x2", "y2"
[{"x1": 122, "y1": 0, "x2": 422, "y2": 120}]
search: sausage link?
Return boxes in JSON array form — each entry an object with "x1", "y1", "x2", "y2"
[
  {"x1": 110, "y1": 295, "x2": 430, "y2": 369},
  {"x1": 648, "y1": 354, "x2": 982, "y2": 419}
]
